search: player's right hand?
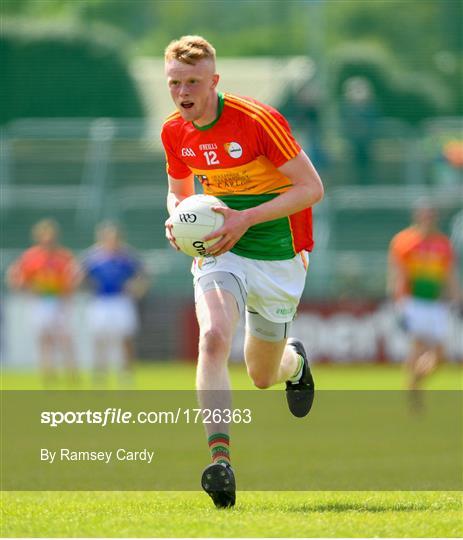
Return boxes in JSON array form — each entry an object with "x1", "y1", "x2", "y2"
[{"x1": 165, "y1": 216, "x2": 180, "y2": 251}]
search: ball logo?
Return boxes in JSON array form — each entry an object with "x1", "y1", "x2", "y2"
[
  {"x1": 179, "y1": 213, "x2": 197, "y2": 223},
  {"x1": 192, "y1": 240, "x2": 207, "y2": 256},
  {"x1": 224, "y1": 142, "x2": 243, "y2": 159}
]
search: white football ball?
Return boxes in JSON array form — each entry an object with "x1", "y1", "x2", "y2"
[{"x1": 171, "y1": 194, "x2": 226, "y2": 257}]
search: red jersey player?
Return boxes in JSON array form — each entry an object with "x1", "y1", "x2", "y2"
[
  {"x1": 161, "y1": 35, "x2": 324, "y2": 508},
  {"x1": 7, "y1": 219, "x2": 80, "y2": 385},
  {"x1": 388, "y1": 201, "x2": 461, "y2": 395}
]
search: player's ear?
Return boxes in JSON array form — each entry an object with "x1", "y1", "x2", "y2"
[{"x1": 211, "y1": 73, "x2": 220, "y2": 89}]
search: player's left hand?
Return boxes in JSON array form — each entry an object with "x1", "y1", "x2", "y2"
[{"x1": 203, "y1": 206, "x2": 251, "y2": 256}]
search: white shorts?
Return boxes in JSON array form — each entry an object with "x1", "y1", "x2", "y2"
[
  {"x1": 30, "y1": 297, "x2": 72, "y2": 335},
  {"x1": 87, "y1": 295, "x2": 138, "y2": 338},
  {"x1": 192, "y1": 251, "x2": 309, "y2": 323},
  {"x1": 400, "y1": 297, "x2": 450, "y2": 344}
]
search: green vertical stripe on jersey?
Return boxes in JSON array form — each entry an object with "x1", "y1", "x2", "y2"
[{"x1": 218, "y1": 194, "x2": 295, "y2": 260}]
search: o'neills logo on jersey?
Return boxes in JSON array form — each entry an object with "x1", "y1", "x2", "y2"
[
  {"x1": 181, "y1": 147, "x2": 196, "y2": 157},
  {"x1": 224, "y1": 142, "x2": 243, "y2": 159},
  {"x1": 199, "y1": 143, "x2": 218, "y2": 151}
]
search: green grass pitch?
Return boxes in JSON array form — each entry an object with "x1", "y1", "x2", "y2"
[{"x1": 1, "y1": 362, "x2": 462, "y2": 538}]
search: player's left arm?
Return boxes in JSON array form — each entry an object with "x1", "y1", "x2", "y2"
[
  {"x1": 126, "y1": 253, "x2": 150, "y2": 300},
  {"x1": 387, "y1": 247, "x2": 406, "y2": 301},
  {"x1": 205, "y1": 150, "x2": 324, "y2": 256},
  {"x1": 68, "y1": 254, "x2": 84, "y2": 292}
]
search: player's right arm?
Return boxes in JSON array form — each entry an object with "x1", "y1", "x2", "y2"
[
  {"x1": 6, "y1": 252, "x2": 29, "y2": 291},
  {"x1": 166, "y1": 174, "x2": 195, "y2": 215},
  {"x1": 387, "y1": 249, "x2": 399, "y2": 299},
  {"x1": 165, "y1": 173, "x2": 195, "y2": 250},
  {"x1": 161, "y1": 120, "x2": 195, "y2": 250},
  {"x1": 387, "y1": 233, "x2": 408, "y2": 301},
  {"x1": 6, "y1": 260, "x2": 24, "y2": 290}
]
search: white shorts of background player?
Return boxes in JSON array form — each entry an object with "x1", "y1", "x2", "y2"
[
  {"x1": 30, "y1": 296, "x2": 72, "y2": 336},
  {"x1": 87, "y1": 295, "x2": 138, "y2": 338},
  {"x1": 400, "y1": 296, "x2": 450, "y2": 344}
]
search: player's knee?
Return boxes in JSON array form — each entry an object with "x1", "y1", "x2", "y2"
[
  {"x1": 247, "y1": 367, "x2": 274, "y2": 389},
  {"x1": 198, "y1": 326, "x2": 230, "y2": 358},
  {"x1": 251, "y1": 376, "x2": 273, "y2": 390}
]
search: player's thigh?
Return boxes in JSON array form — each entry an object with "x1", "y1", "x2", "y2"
[
  {"x1": 195, "y1": 286, "x2": 240, "y2": 340},
  {"x1": 193, "y1": 254, "x2": 247, "y2": 316},
  {"x1": 32, "y1": 298, "x2": 70, "y2": 338},
  {"x1": 111, "y1": 296, "x2": 138, "y2": 338},
  {"x1": 194, "y1": 267, "x2": 245, "y2": 334},
  {"x1": 87, "y1": 298, "x2": 111, "y2": 337},
  {"x1": 408, "y1": 337, "x2": 428, "y2": 364}
]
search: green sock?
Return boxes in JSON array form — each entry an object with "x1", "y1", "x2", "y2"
[
  {"x1": 289, "y1": 354, "x2": 304, "y2": 383},
  {"x1": 208, "y1": 433, "x2": 230, "y2": 465}
]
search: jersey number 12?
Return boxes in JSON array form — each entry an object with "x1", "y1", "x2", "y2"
[{"x1": 204, "y1": 151, "x2": 219, "y2": 165}]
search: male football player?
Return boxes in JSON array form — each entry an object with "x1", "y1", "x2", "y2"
[
  {"x1": 81, "y1": 222, "x2": 147, "y2": 385},
  {"x1": 388, "y1": 201, "x2": 461, "y2": 393},
  {"x1": 7, "y1": 219, "x2": 79, "y2": 385},
  {"x1": 161, "y1": 36, "x2": 324, "y2": 508}
]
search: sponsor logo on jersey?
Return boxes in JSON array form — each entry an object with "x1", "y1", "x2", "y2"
[
  {"x1": 181, "y1": 147, "x2": 196, "y2": 157},
  {"x1": 216, "y1": 175, "x2": 248, "y2": 189},
  {"x1": 224, "y1": 142, "x2": 243, "y2": 159},
  {"x1": 199, "y1": 143, "x2": 218, "y2": 151}
]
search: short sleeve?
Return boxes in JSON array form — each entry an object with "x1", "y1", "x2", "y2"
[
  {"x1": 79, "y1": 249, "x2": 93, "y2": 274},
  {"x1": 16, "y1": 249, "x2": 35, "y2": 280},
  {"x1": 256, "y1": 107, "x2": 301, "y2": 168},
  {"x1": 161, "y1": 126, "x2": 192, "y2": 179}
]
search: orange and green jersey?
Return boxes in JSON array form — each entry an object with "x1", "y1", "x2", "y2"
[
  {"x1": 389, "y1": 227, "x2": 454, "y2": 300},
  {"x1": 12, "y1": 246, "x2": 76, "y2": 296},
  {"x1": 161, "y1": 92, "x2": 312, "y2": 260}
]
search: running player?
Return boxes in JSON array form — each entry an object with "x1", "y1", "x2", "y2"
[
  {"x1": 161, "y1": 36, "x2": 324, "y2": 508},
  {"x1": 81, "y1": 222, "x2": 148, "y2": 384},
  {"x1": 7, "y1": 219, "x2": 79, "y2": 385},
  {"x1": 388, "y1": 201, "x2": 461, "y2": 393}
]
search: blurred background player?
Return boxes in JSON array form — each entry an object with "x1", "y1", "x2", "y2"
[
  {"x1": 81, "y1": 222, "x2": 148, "y2": 385},
  {"x1": 6, "y1": 219, "x2": 79, "y2": 386},
  {"x1": 388, "y1": 201, "x2": 461, "y2": 394}
]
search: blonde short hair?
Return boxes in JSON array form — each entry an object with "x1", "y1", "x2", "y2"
[{"x1": 164, "y1": 35, "x2": 216, "y2": 66}]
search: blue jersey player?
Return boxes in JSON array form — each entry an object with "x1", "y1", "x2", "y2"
[{"x1": 81, "y1": 222, "x2": 148, "y2": 381}]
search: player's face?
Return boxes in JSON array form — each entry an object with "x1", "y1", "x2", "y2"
[
  {"x1": 414, "y1": 207, "x2": 437, "y2": 233},
  {"x1": 36, "y1": 225, "x2": 58, "y2": 247},
  {"x1": 99, "y1": 228, "x2": 121, "y2": 251},
  {"x1": 165, "y1": 59, "x2": 219, "y2": 124}
]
